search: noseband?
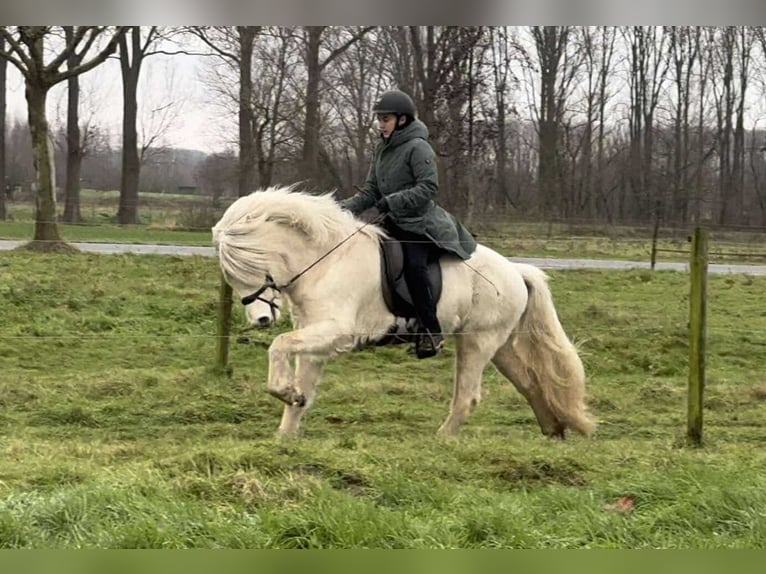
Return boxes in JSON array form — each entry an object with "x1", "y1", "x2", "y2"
[{"x1": 241, "y1": 275, "x2": 281, "y2": 322}]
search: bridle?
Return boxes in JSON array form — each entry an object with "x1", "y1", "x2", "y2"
[{"x1": 242, "y1": 280, "x2": 281, "y2": 323}]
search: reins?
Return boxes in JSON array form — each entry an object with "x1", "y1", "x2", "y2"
[
  {"x1": 238, "y1": 204, "x2": 500, "y2": 308},
  {"x1": 240, "y1": 211, "x2": 387, "y2": 306}
]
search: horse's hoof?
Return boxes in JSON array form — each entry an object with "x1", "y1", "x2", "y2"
[
  {"x1": 267, "y1": 386, "x2": 293, "y2": 405},
  {"x1": 267, "y1": 386, "x2": 306, "y2": 408}
]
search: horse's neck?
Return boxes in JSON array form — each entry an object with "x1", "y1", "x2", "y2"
[{"x1": 264, "y1": 228, "x2": 324, "y2": 287}]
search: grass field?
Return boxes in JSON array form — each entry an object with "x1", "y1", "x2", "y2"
[{"x1": 1, "y1": 251, "x2": 765, "y2": 548}]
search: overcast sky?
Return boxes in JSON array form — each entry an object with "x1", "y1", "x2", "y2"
[
  {"x1": 6, "y1": 26, "x2": 766, "y2": 157},
  {"x1": 4, "y1": 50, "x2": 230, "y2": 154}
]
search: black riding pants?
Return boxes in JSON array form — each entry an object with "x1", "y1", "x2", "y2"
[{"x1": 386, "y1": 224, "x2": 443, "y2": 335}]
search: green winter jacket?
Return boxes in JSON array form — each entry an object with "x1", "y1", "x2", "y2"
[{"x1": 340, "y1": 119, "x2": 477, "y2": 260}]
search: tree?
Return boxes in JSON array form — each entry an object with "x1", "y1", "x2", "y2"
[
  {"x1": 0, "y1": 26, "x2": 127, "y2": 249},
  {"x1": 487, "y1": 27, "x2": 517, "y2": 213},
  {"x1": 323, "y1": 28, "x2": 387, "y2": 193},
  {"x1": 531, "y1": 26, "x2": 573, "y2": 218},
  {"x1": 299, "y1": 26, "x2": 374, "y2": 187},
  {"x1": 575, "y1": 26, "x2": 618, "y2": 221},
  {"x1": 0, "y1": 33, "x2": 6, "y2": 221},
  {"x1": 189, "y1": 26, "x2": 262, "y2": 198},
  {"x1": 62, "y1": 26, "x2": 85, "y2": 223},
  {"x1": 622, "y1": 26, "x2": 670, "y2": 222},
  {"x1": 117, "y1": 26, "x2": 169, "y2": 224}
]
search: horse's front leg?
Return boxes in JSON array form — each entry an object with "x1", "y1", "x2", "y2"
[
  {"x1": 266, "y1": 321, "x2": 354, "y2": 434},
  {"x1": 277, "y1": 355, "x2": 325, "y2": 438}
]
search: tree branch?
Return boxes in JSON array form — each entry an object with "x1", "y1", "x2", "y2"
[
  {"x1": 0, "y1": 28, "x2": 31, "y2": 74},
  {"x1": 319, "y1": 26, "x2": 375, "y2": 72},
  {"x1": 46, "y1": 25, "x2": 91, "y2": 72},
  {"x1": 53, "y1": 27, "x2": 129, "y2": 84}
]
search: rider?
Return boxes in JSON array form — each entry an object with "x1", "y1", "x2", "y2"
[{"x1": 341, "y1": 89, "x2": 477, "y2": 359}]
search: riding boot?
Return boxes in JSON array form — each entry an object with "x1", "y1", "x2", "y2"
[
  {"x1": 412, "y1": 284, "x2": 444, "y2": 359},
  {"x1": 415, "y1": 328, "x2": 444, "y2": 359},
  {"x1": 397, "y1": 228, "x2": 444, "y2": 359}
]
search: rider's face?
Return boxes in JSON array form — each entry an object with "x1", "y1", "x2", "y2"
[{"x1": 376, "y1": 114, "x2": 400, "y2": 138}]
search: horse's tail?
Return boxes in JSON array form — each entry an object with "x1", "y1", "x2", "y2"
[{"x1": 509, "y1": 264, "x2": 595, "y2": 436}]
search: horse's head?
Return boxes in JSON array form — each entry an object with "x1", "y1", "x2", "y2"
[
  {"x1": 243, "y1": 286, "x2": 282, "y2": 328},
  {"x1": 213, "y1": 187, "x2": 385, "y2": 312}
]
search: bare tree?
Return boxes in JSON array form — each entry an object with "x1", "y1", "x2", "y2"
[
  {"x1": 665, "y1": 27, "x2": 698, "y2": 223},
  {"x1": 625, "y1": 27, "x2": 671, "y2": 222},
  {"x1": 253, "y1": 27, "x2": 300, "y2": 188},
  {"x1": 189, "y1": 26, "x2": 262, "y2": 198},
  {"x1": 117, "y1": 26, "x2": 158, "y2": 223},
  {"x1": 237, "y1": 26, "x2": 258, "y2": 196},
  {"x1": 575, "y1": 26, "x2": 618, "y2": 221},
  {"x1": 323, "y1": 29, "x2": 386, "y2": 194},
  {"x1": 62, "y1": 26, "x2": 85, "y2": 223},
  {"x1": 299, "y1": 26, "x2": 374, "y2": 187},
  {"x1": 732, "y1": 27, "x2": 754, "y2": 223},
  {"x1": 531, "y1": 26, "x2": 574, "y2": 218},
  {"x1": 0, "y1": 33, "x2": 6, "y2": 221},
  {"x1": 692, "y1": 28, "x2": 715, "y2": 223},
  {"x1": 189, "y1": 25, "x2": 267, "y2": 373},
  {"x1": 487, "y1": 27, "x2": 518, "y2": 213},
  {"x1": 711, "y1": 27, "x2": 738, "y2": 224},
  {"x1": 0, "y1": 26, "x2": 127, "y2": 249}
]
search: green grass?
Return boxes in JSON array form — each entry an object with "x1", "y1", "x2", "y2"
[
  {"x1": 0, "y1": 220, "x2": 211, "y2": 246},
  {"x1": 1, "y1": 252, "x2": 765, "y2": 548},
  {"x1": 1, "y1": 190, "x2": 220, "y2": 244}
]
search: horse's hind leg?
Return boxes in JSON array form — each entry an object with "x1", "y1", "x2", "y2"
[
  {"x1": 436, "y1": 333, "x2": 500, "y2": 437},
  {"x1": 277, "y1": 355, "x2": 325, "y2": 438},
  {"x1": 492, "y1": 342, "x2": 566, "y2": 438}
]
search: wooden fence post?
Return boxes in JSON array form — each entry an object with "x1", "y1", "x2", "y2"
[
  {"x1": 687, "y1": 226, "x2": 708, "y2": 446},
  {"x1": 215, "y1": 274, "x2": 233, "y2": 376}
]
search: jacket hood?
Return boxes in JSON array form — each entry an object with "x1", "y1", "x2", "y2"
[{"x1": 383, "y1": 119, "x2": 429, "y2": 147}]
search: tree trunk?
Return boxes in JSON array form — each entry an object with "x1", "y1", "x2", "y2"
[
  {"x1": 694, "y1": 29, "x2": 710, "y2": 223},
  {"x1": 0, "y1": 35, "x2": 6, "y2": 221},
  {"x1": 238, "y1": 26, "x2": 256, "y2": 197},
  {"x1": 26, "y1": 80, "x2": 64, "y2": 244},
  {"x1": 596, "y1": 27, "x2": 614, "y2": 223},
  {"x1": 63, "y1": 27, "x2": 83, "y2": 223},
  {"x1": 117, "y1": 29, "x2": 142, "y2": 225},
  {"x1": 301, "y1": 26, "x2": 323, "y2": 187},
  {"x1": 533, "y1": 26, "x2": 567, "y2": 218},
  {"x1": 732, "y1": 27, "x2": 750, "y2": 223}
]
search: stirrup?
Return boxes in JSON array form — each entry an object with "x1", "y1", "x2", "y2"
[{"x1": 415, "y1": 332, "x2": 444, "y2": 359}]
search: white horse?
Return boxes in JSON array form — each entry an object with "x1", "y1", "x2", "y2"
[{"x1": 212, "y1": 186, "x2": 595, "y2": 439}]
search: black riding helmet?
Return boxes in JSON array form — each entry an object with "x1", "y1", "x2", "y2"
[{"x1": 372, "y1": 90, "x2": 416, "y2": 118}]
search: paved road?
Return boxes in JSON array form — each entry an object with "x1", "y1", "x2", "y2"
[
  {"x1": 2, "y1": 239, "x2": 766, "y2": 276},
  {"x1": 0, "y1": 240, "x2": 214, "y2": 257}
]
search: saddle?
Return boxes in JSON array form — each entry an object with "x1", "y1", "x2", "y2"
[{"x1": 375, "y1": 238, "x2": 443, "y2": 346}]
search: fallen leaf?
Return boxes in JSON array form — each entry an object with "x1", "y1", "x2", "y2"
[{"x1": 603, "y1": 495, "x2": 635, "y2": 513}]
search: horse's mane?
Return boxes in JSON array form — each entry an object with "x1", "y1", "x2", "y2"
[
  {"x1": 212, "y1": 186, "x2": 384, "y2": 286},
  {"x1": 213, "y1": 185, "x2": 383, "y2": 245}
]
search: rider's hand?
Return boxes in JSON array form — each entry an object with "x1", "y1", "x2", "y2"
[{"x1": 376, "y1": 197, "x2": 390, "y2": 213}]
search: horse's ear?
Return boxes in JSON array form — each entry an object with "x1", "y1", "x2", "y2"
[{"x1": 266, "y1": 213, "x2": 311, "y2": 236}]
